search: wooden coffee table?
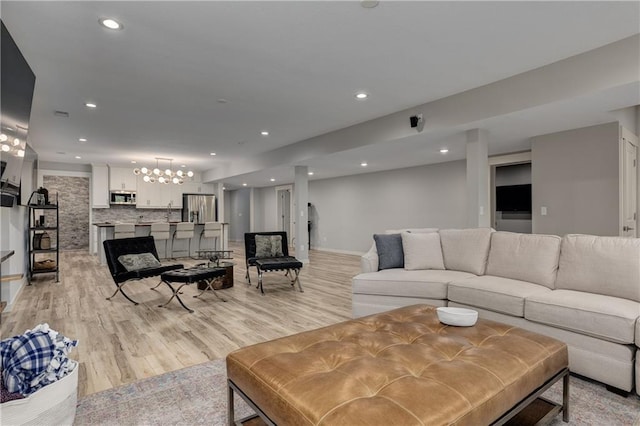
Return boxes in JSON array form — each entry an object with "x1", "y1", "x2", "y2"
[{"x1": 227, "y1": 305, "x2": 569, "y2": 425}]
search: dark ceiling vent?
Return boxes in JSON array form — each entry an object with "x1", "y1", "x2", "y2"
[{"x1": 54, "y1": 110, "x2": 69, "y2": 118}]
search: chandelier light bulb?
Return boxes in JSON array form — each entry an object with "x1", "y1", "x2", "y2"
[
  {"x1": 0, "y1": 134, "x2": 7, "y2": 141},
  {"x1": 1, "y1": 144, "x2": 10, "y2": 152},
  {"x1": 149, "y1": 176, "x2": 156, "y2": 183},
  {"x1": 143, "y1": 175, "x2": 150, "y2": 182},
  {"x1": 17, "y1": 150, "x2": 24, "y2": 157},
  {"x1": 165, "y1": 168, "x2": 172, "y2": 176},
  {"x1": 153, "y1": 168, "x2": 160, "y2": 176},
  {"x1": 133, "y1": 168, "x2": 141, "y2": 175},
  {"x1": 178, "y1": 179, "x2": 184, "y2": 185},
  {"x1": 172, "y1": 177, "x2": 179, "y2": 184},
  {"x1": 13, "y1": 138, "x2": 20, "y2": 146},
  {"x1": 176, "y1": 170, "x2": 183, "y2": 177},
  {"x1": 158, "y1": 176, "x2": 166, "y2": 184},
  {"x1": 140, "y1": 167, "x2": 148, "y2": 174},
  {"x1": 187, "y1": 170, "x2": 194, "y2": 178}
]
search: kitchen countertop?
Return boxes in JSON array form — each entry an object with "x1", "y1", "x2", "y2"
[{"x1": 93, "y1": 222, "x2": 228, "y2": 227}]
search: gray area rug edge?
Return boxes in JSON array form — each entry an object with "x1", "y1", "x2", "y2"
[{"x1": 75, "y1": 359, "x2": 640, "y2": 425}]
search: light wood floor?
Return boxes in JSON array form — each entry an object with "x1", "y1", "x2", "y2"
[{"x1": 0, "y1": 243, "x2": 360, "y2": 398}]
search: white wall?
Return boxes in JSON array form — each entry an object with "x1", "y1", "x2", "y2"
[
  {"x1": 531, "y1": 122, "x2": 620, "y2": 236},
  {"x1": 300, "y1": 160, "x2": 467, "y2": 253},
  {"x1": 228, "y1": 188, "x2": 250, "y2": 241},
  {"x1": 610, "y1": 106, "x2": 638, "y2": 135},
  {"x1": 254, "y1": 187, "x2": 278, "y2": 232},
  {"x1": 0, "y1": 205, "x2": 28, "y2": 310}
]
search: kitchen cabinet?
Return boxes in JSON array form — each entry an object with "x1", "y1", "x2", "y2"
[
  {"x1": 182, "y1": 181, "x2": 214, "y2": 194},
  {"x1": 109, "y1": 167, "x2": 137, "y2": 191},
  {"x1": 136, "y1": 176, "x2": 183, "y2": 209},
  {"x1": 91, "y1": 164, "x2": 109, "y2": 208}
]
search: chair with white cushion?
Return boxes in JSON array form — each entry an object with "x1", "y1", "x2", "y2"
[
  {"x1": 199, "y1": 222, "x2": 222, "y2": 252},
  {"x1": 171, "y1": 222, "x2": 194, "y2": 259},
  {"x1": 150, "y1": 222, "x2": 171, "y2": 259},
  {"x1": 114, "y1": 223, "x2": 135, "y2": 239}
]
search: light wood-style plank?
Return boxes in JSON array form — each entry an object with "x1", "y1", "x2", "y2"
[{"x1": 0, "y1": 243, "x2": 361, "y2": 397}]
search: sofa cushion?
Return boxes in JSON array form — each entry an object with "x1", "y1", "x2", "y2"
[
  {"x1": 401, "y1": 232, "x2": 445, "y2": 270},
  {"x1": 486, "y1": 232, "x2": 561, "y2": 289},
  {"x1": 352, "y1": 269, "x2": 475, "y2": 299},
  {"x1": 448, "y1": 275, "x2": 551, "y2": 317},
  {"x1": 373, "y1": 234, "x2": 404, "y2": 270},
  {"x1": 439, "y1": 228, "x2": 492, "y2": 275},
  {"x1": 525, "y1": 289, "x2": 639, "y2": 345},
  {"x1": 555, "y1": 235, "x2": 640, "y2": 302}
]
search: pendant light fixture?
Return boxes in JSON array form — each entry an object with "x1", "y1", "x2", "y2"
[{"x1": 133, "y1": 157, "x2": 193, "y2": 184}]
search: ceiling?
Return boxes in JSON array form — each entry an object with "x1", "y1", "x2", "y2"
[{"x1": 3, "y1": 1, "x2": 639, "y2": 189}]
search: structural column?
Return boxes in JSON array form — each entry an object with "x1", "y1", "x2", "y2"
[
  {"x1": 213, "y1": 182, "x2": 228, "y2": 250},
  {"x1": 294, "y1": 166, "x2": 309, "y2": 263},
  {"x1": 466, "y1": 129, "x2": 490, "y2": 228}
]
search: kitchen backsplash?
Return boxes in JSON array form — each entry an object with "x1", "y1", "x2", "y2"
[{"x1": 93, "y1": 205, "x2": 180, "y2": 223}]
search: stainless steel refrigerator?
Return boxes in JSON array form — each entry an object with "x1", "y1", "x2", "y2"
[{"x1": 182, "y1": 194, "x2": 216, "y2": 223}]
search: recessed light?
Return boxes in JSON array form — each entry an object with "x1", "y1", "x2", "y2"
[
  {"x1": 270, "y1": 178, "x2": 275, "y2": 182},
  {"x1": 85, "y1": 102, "x2": 97, "y2": 108},
  {"x1": 222, "y1": 187, "x2": 226, "y2": 190},
  {"x1": 75, "y1": 156, "x2": 82, "y2": 159},
  {"x1": 242, "y1": 183, "x2": 247, "y2": 186},
  {"x1": 355, "y1": 92, "x2": 368, "y2": 100},
  {"x1": 210, "y1": 152, "x2": 216, "y2": 156},
  {"x1": 308, "y1": 171, "x2": 314, "y2": 176},
  {"x1": 78, "y1": 138, "x2": 87, "y2": 142},
  {"x1": 260, "y1": 131, "x2": 269, "y2": 136},
  {"x1": 131, "y1": 160, "x2": 137, "y2": 164},
  {"x1": 181, "y1": 164, "x2": 186, "y2": 168},
  {"x1": 440, "y1": 148, "x2": 449, "y2": 154},
  {"x1": 217, "y1": 99, "x2": 228, "y2": 104},
  {"x1": 99, "y1": 18, "x2": 123, "y2": 30},
  {"x1": 360, "y1": 162, "x2": 368, "y2": 167}
]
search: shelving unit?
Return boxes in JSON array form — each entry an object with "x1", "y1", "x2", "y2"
[{"x1": 28, "y1": 193, "x2": 59, "y2": 284}]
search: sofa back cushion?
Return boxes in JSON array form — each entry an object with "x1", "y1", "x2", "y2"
[
  {"x1": 486, "y1": 232, "x2": 561, "y2": 288},
  {"x1": 439, "y1": 228, "x2": 492, "y2": 275},
  {"x1": 555, "y1": 234, "x2": 640, "y2": 302},
  {"x1": 374, "y1": 234, "x2": 404, "y2": 270},
  {"x1": 401, "y1": 232, "x2": 445, "y2": 270}
]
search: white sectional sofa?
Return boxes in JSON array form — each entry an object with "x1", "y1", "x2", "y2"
[{"x1": 352, "y1": 228, "x2": 640, "y2": 395}]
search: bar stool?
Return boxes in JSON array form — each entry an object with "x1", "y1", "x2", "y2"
[
  {"x1": 114, "y1": 223, "x2": 135, "y2": 239},
  {"x1": 171, "y1": 222, "x2": 194, "y2": 259},
  {"x1": 150, "y1": 223, "x2": 171, "y2": 259},
  {"x1": 199, "y1": 222, "x2": 222, "y2": 253}
]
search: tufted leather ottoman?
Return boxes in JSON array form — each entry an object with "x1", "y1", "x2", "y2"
[{"x1": 227, "y1": 304, "x2": 569, "y2": 425}]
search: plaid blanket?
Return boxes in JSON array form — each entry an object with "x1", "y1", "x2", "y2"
[{"x1": 0, "y1": 324, "x2": 78, "y2": 395}]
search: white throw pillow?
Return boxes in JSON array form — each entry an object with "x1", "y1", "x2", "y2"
[{"x1": 401, "y1": 232, "x2": 445, "y2": 270}]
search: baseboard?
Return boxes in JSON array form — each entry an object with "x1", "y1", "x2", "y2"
[{"x1": 312, "y1": 247, "x2": 365, "y2": 256}]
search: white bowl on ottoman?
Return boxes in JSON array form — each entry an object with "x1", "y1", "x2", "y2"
[{"x1": 437, "y1": 307, "x2": 478, "y2": 326}]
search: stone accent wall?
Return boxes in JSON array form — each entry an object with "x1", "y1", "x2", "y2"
[
  {"x1": 43, "y1": 176, "x2": 90, "y2": 250},
  {"x1": 92, "y1": 206, "x2": 181, "y2": 223}
]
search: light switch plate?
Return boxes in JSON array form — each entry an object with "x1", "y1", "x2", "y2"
[{"x1": 541, "y1": 206, "x2": 547, "y2": 216}]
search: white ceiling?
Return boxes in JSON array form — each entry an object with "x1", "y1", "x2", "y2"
[{"x1": 3, "y1": 1, "x2": 639, "y2": 188}]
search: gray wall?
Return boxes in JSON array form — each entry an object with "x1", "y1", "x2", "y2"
[
  {"x1": 254, "y1": 187, "x2": 278, "y2": 233},
  {"x1": 532, "y1": 122, "x2": 620, "y2": 236},
  {"x1": 228, "y1": 188, "x2": 250, "y2": 241},
  {"x1": 299, "y1": 160, "x2": 467, "y2": 253},
  {"x1": 494, "y1": 163, "x2": 532, "y2": 233}
]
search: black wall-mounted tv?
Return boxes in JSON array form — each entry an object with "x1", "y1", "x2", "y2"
[
  {"x1": 496, "y1": 184, "x2": 532, "y2": 212},
  {"x1": 0, "y1": 20, "x2": 36, "y2": 206}
]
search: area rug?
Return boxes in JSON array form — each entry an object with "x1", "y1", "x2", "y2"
[{"x1": 75, "y1": 359, "x2": 640, "y2": 425}]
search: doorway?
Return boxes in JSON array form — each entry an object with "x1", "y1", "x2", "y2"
[
  {"x1": 489, "y1": 152, "x2": 533, "y2": 233},
  {"x1": 276, "y1": 185, "x2": 293, "y2": 242},
  {"x1": 621, "y1": 129, "x2": 638, "y2": 237}
]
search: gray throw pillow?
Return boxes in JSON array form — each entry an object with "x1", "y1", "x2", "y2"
[
  {"x1": 374, "y1": 234, "x2": 404, "y2": 270},
  {"x1": 255, "y1": 235, "x2": 284, "y2": 258},
  {"x1": 118, "y1": 253, "x2": 161, "y2": 272}
]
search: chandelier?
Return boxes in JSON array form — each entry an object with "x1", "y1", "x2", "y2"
[
  {"x1": 0, "y1": 131, "x2": 26, "y2": 158},
  {"x1": 133, "y1": 157, "x2": 193, "y2": 185}
]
